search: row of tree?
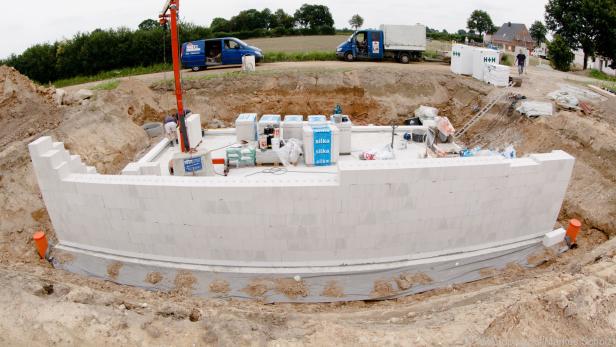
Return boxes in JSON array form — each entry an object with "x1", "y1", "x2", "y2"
[
  {"x1": 0, "y1": 4, "x2": 337, "y2": 84},
  {"x1": 545, "y1": 0, "x2": 616, "y2": 71},
  {"x1": 209, "y1": 5, "x2": 335, "y2": 36}
]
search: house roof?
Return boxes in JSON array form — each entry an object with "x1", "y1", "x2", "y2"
[{"x1": 493, "y1": 23, "x2": 533, "y2": 43}]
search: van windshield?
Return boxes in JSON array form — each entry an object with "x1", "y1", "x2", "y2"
[{"x1": 235, "y1": 39, "x2": 249, "y2": 47}]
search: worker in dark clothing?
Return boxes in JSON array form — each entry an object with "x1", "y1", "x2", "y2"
[{"x1": 515, "y1": 51, "x2": 527, "y2": 75}]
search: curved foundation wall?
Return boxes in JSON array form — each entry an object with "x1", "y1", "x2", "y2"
[{"x1": 29, "y1": 136, "x2": 575, "y2": 302}]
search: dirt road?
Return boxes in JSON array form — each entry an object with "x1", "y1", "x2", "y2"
[{"x1": 2, "y1": 61, "x2": 616, "y2": 346}]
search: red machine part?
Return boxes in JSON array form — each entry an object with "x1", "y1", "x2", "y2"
[{"x1": 159, "y1": 0, "x2": 189, "y2": 153}]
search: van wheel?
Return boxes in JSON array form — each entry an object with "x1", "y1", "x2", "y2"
[
  {"x1": 399, "y1": 53, "x2": 410, "y2": 64},
  {"x1": 345, "y1": 52, "x2": 354, "y2": 62},
  {"x1": 191, "y1": 66, "x2": 201, "y2": 72}
]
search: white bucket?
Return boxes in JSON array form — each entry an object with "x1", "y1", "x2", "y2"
[{"x1": 242, "y1": 55, "x2": 256, "y2": 72}]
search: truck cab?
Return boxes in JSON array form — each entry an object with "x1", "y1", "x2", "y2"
[
  {"x1": 337, "y1": 30, "x2": 384, "y2": 62},
  {"x1": 337, "y1": 25, "x2": 426, "y2": 64},
  {"x1": 181, "y1": 37, "x2": 264, "y2": 71}
]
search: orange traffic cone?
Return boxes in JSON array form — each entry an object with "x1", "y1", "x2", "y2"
[
  {"x1": 565, "y1": 219, "x2": 582, "y2": 246},
  {"x1": 33, "y1": 231, "x2": 48, "y2": 259}
]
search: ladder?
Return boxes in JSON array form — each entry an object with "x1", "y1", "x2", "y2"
[{"x1": 455, "y1": 84, "x2": 512, "y2": 138}]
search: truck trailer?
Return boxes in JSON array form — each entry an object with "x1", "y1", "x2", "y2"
[{"x1": 336, "y1": 24, "x2": 427, "y2": 64}]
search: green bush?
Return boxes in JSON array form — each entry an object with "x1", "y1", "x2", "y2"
[
  {"x1": 500, "y1": 54, "x2": 513, "y2": 66},
  {"x1": 264, "y1": 51, "x2": 337, "y2": 62},
  {"x1": 548, "y1": 35, "x2": 574, "y2": 72},
  {"x1": 54, "y1": 64, "x2": 170, "y2": 87},
  {"x1": 589, "y1": 69, "x2": 616, "y2": 82},
  {"x1": 90, "y1": 79, "x2": 120, "y2": 91}
]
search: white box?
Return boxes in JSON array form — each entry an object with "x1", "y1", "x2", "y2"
[
  {"x1": 258, "y1": 114, "x2": 281, "y2": 135},
  {"x1": 473, "y1": 48, "x2": 500, "y2": 81},
  {"x1": 282, "y1": 115, "x2": 304, "y2": 140},
  {"x1": 451, "y1": 44, "x2": 474, "y2": 75},
  {"x1": 483, "y1": 64, "x2": 510, "y2": 87},
  {"x1": 176, "y1": 113, "x2": 202, "y2": 150},
  {"x1": 303, "y1": 125, "x2": 340, "y2": 166},
  {"x1": 543, "y1": 228, "x2": 566, "y2": 247},
  {"x1": 235, "y1": 113, "x2": 257, "y2": 142},
  {"x1": 330, "y1": 115, "x2": 352, "y2": 154}
]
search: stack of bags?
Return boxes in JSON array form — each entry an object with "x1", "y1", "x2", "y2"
[{"x1": 226, "y1": 145, "x2": 256, "y2": 168}]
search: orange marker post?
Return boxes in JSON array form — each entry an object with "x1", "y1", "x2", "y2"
[
  {"x1": 565, "y1": 219, "x2": 582, "y2": 245},
  {"x1": 33, "y1": 231, "x2": 48, "y2": 259}
]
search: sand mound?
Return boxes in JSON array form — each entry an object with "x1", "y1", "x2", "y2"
[{"x1": 0, "y1": 66, "x2": 61, "y2": 148}]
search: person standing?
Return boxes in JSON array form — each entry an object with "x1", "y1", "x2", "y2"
[
  {"x1": 164, "y1": 114, "x2": 178, "y2": 144},
  {"x1": 515, "y1": 50, "x2": 527, "y2": 75}
]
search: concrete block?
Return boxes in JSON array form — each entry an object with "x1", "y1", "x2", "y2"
[
  {"x1": 543, "y1": 228, "x2": 566, "y2": 247},
  {"x1": 121, "y1": 162, "x2": 141, "y2": 176},
  {"x1": 28, "y1": 136, "x2": 53, "y2": 157},
  {"x1": 139, "y1": 162, "x2": 162, "y2": 176}
]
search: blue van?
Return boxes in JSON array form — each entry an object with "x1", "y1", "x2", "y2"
[{"x1": 181, "y1": 37, "x2": 264, "y2": 71}]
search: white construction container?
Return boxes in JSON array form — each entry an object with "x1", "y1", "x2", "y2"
[
  {"x1": 330, "y1": 115, "x2": 352, "y2": 154},
  {"x1": 483, "y1": 64, "x2": 511, "y2": 87},
  {"x1": 473, "y1": 48, "x2": 500, "y2": 81},
  {"x1": 450, "y1": 44, "x2": 475, "y2": 75},
  {"x1": 282, "y1": 115, "x2": 304, "y2": 140},
  {"x1": 379, "y1": 24, "x2": 426, "y2": 51},
  {"x1": 235, "y1": 113, "x2": 257, "y2": 142},
  {"x1": 303, "y1": 125, "x2": 340, "y2": 166},
  {"x1": 258, "y1": 114, "x2": 281, "y2": 135}
]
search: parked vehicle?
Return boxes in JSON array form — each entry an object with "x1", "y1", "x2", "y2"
[
  {"x1": 532, "y1": 46, "x2": 548, "y2": 59},
  {"x1": 181, "y1": 37, "x2": 263, "y2": 71},
  {"x1": 336, "y1": 24, "x2": 426, "y2": 64}
]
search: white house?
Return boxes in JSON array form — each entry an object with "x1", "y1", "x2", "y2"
[{"x1": 574, "y1": 49, "x2": 615, "y2": 76}]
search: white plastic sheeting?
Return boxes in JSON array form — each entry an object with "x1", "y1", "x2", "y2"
[
  {"x1": 548, "y1": 90, "x2": 579, "y2": 108},
  {"x1": 516, "y1": 101, "x2": 554, "y2": 118},
  {"x1": 483, "y1": 64, "x2": 511, "y2": 87}
]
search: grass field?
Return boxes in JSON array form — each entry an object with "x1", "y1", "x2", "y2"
[
  {"x1": 245, "y1": 35, "x2": 451, "y2": 53},
  {"x1": 53, "y1": 36, "x2": 453, "y2": 87}
]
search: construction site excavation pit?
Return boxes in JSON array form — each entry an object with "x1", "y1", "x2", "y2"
[{"x1": 26, "y1": 65, "x2": 581, "y2": 303}]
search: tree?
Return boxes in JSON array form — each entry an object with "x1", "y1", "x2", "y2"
[
  {"x1": 349, "y1": 14, "x2": 364, "y2": 30},
  {"x1": 529, "y1": 21, "x2": 547, "y2": 46},
  {"x1": 210, "y1": 17, "x2": 230, "y2": 32},
  {"x1": 294, "y1": 4, "x2": 334, "y2": 30},
  {"x1": 548, "y1": 35, "x2": 574, "y2": 71},
  {"x1": 467, "y1": 10, "x2": 494, "y2": 37},
  {"x1": 138, "y1": 19, "x2": 159, "y2": 31},
  {"x1": 272, "y1": 9, "x2": 295, "y2": 30},
  {"x1": 545, "y1": 0, "x2": 616, "y2": 70}
]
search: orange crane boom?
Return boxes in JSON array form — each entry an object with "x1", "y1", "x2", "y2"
[{"x1": 160, "y1": 0, "x2": 189, "y2": 153}]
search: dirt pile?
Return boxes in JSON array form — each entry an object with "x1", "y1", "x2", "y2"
[
  {"x1": 457, "y1": 73, "x2": 616, "y2": 237},
  {"x1": 1, "y1": 62, "x2": 616, "y2": 345},
  {"x1": 0, "y1": 68, "x2": 150, "y2": 266},
  {"x1": 0, "y1": 66, "x2": 61, "y2": 148},
  {"x1": 152, "y1": 67, "x2": 489, "y2": 128}
]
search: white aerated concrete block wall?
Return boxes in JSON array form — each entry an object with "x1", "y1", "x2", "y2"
[{"x1": 29, "y1": 136, "x2": 575, "y2": 266}]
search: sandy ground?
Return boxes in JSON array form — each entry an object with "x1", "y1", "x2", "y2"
[{"x1": 2, "y1": 61, "x2": 616, "y2": 346}]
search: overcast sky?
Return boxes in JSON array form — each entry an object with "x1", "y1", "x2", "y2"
[{"x1": 1, "y1": 0, "x2": 549, "y2": 59}]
